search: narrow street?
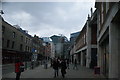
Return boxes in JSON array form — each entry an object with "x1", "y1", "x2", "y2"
[{"x1": 2, "y1": 63, "x2": 105, "y2": 79}]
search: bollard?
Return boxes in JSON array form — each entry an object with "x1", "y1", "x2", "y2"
[{"x1": 94, "y1": 66, "x2": 100, "y2": 74}]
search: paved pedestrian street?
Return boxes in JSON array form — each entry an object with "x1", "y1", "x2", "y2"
[{"x1": 2, "y1": 64, "x2": 105, "y2": 80}]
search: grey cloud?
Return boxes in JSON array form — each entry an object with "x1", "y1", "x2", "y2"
[{"x1": 2, "y1": 2, "x2": 95, "y2": 39}]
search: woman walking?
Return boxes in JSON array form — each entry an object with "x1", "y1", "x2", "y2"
[
  {"x1": 60, "y1": 59, "x2": 67, "y2": 78},
  {"x1": 15, "y1": 59, "x2": 24, "y2": 80}
]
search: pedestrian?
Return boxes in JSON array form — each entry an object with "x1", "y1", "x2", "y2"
[
  {"x1": 50, "y1": 58, "x2": 53, "y2": 67},
  {"x1": 60, "y1": 59, "x2": 67, "y2": 78},
  {"x1": 15, "y1": 59, "x2": 24, "y2": 80},
  {"x1": 31, "y1": 61, "x2": 34, "y2": 69},
  {"x1": 52, "y1": 58, "x2": 60, "y2": 78},
  {"x1": 73, "y1": 59, "x2": 78, "y2": 70},
  {"x1": 66, "y1": 59, "x2": 69, "y2": 69}
]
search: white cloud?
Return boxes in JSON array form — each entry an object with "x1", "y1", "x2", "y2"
[{"x1": 3, "y1": 2, "x2": 95, "y2": 39}]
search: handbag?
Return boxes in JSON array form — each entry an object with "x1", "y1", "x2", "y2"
[{"x1": 20, "y1": 64, "x2": 24, "y2": 72}]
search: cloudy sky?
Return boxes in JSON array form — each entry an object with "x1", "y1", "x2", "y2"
[{"x1": 2, "y1": 1, "x2": 95, "y2": 39}]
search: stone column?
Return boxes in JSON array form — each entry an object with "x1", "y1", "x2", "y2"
[
  {"x1": 81, "y1": 51, "x2": 83, "y2": 66},
  {"x1": 86, "y1": 19, "x2": 91, "y2": 68},
  {"x1": 109, "y1": 23, "x2": 119, "y2": 78}
]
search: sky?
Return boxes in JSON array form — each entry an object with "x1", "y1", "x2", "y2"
[{"x1": 2, "y1": 0, "x2": 95, "y2": 39}]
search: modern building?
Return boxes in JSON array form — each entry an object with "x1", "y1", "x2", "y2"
[
  {"x1": 95, "y1": 2, "x2": 120, "y2": 78},
  {"x1": 50, "y1": 35, "x2": 69, "y2": 59},
  {"x1": 70, "y1": 31, "x2": 80, "y2": 45}
]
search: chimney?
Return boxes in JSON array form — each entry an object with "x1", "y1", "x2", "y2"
[
  {"x1": 91, "y1": 8, "x2": 93, "y2": 17},
  {"x1": 88, "y1": 14, "x2": 90, "y2": 20}
]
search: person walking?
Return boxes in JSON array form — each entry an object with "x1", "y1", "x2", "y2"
[
  {"x1": 73, "y1": 59, "x2": 78, "y2": 70},
  {"x1": 50, "y1": 58, "x2": 53, "y2": 67},
  {"x1": 15, "y1": 59, "x2": 24, "y2": 80},
  {"x1": 60, "y1": 59, "x2": 67, "y2": 78},
  {"x1": 66, "y1": 59, "x2": 69, "y2": 69},
  {"x1": 52, "y1": 58, "x2": 60, "y2": 78},
  {"x1": 31, "y1": 61, "x2": 34, "y2": 69}
]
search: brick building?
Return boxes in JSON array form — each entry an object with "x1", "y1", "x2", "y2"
[{"x1": 74, "y1": 9, "x2": 97, "y2": 68}]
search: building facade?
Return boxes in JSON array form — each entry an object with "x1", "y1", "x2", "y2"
[
  {"x1": 69, "y1": 31, "x2": 80, "y2": 63},
  {"x1": 2, "y1": 17, "x2": 44, "y2": 64},
  {"x1": 32, "y1": 35, "x2": 44, "y2": 61},
  {"x1": 95, "y1": 2, "x2": 120, "y2": 78},
  {"x1": 50, "y1": 35, "x2": 69, "y2": 59},
  {"x1": 74, "y1": 9, "x2": 97, "y2": 68},
  {"x1": 2, "y1": 18, "x2": 32, "y2": 64}
]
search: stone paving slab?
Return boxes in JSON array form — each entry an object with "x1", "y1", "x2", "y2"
[{"x1": 2, "y1": 64, "x2": 105, "y2": 79}]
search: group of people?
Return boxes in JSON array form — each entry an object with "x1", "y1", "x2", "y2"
[
  {"x1": 52, "y1": 58, "x2": 68, "y2": 78},
  {"x1": 14, "y1": 58, "x2": 78, "y2": 79}
]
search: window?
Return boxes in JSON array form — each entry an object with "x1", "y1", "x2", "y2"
[
  {"x1": 2, "y1": 26, "x2": 5, "y2": 34},
  {"x1": 28, "y1": 47, "x2": 29, "y2": 52},
  {"x1": 7, "y1": 40, "x2": 10, "y2": 48},
  {"x1": 84, "y1": 34, "x2": 86, "y2": 44},
  {"x1": 25, "y1": 46, "x2": 27, "y2": 51},
  {"x1": 13, "y1": 32, "x2": 15, "y2": 38},
  {"x1": 101, "y1": 2, "x2": 106, "y2": 25},
  {"x1": 106, "y1": 2, "x2": 109, "y2": 13},
  {"x1": 2, "y1": 38, "x2": 4, "y2": 47},
  {"x1": 21, "y1": 36, "x2": 23, "y2": 41},
  {"x1": 11, "y1": 41, "x2": 15, "y2": 49},
  {"x1": 20, "y1": 44, "x2": 23, "y2": 51},
  {"x1": 26, "y1": 37, "x2": 28, "y2": 43},
  {"x1": 101, "y1": 2, "x2": 104, "y2": 24}
]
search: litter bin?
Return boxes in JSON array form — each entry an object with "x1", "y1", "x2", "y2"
[{"x1": 94, "y1": 66, "x2": 100, "y2": 74}]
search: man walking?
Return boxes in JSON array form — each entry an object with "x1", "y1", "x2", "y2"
[
  {"x1": 60, "y1": 59, "x2": 67, "y2": 78},
  {"x1": 52, "y1": 58, "x2": 60, "y2": 78},
  {"x1": 73, "y1": 59, "x2": 78, "y2": 70}
]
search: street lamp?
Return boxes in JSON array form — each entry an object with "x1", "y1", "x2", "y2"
[{"x1": 42, "y1": 43, "x2": 46, "y2": 60}]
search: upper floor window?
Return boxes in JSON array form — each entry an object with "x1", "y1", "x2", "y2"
[
  {"x1": 11, "y1": 41, "x2": 15, "y2": 49},
  {"x1": 2, "y1": 38, "x2": 4, "y2": 47},
  {"x1": 21, "y1": 36, "x2": 23, "y2": 41},
  {"x1": 7, "y1": 40, "x2": 10, "y2": 48},
  {"x1": 26, "y1": 37, "x2": 28, "y2": 44},
  {"x1": 100, "y1": 2, "x2": 106, "y2": 25},
  {"x1": 84, "y1": 34, "x2": 86, "y2": 44},
  {"x1": 2, "y1": 26, "x2": 5, "y2": 34},
  {"x1": 25, "y1": 46, "x2": 27, "y2": 51},
  {"x1": 20, "y1": 44, "x2": 23, "y2": 51},
  {"x1": 13, "y1": 32, "x2": 16, "y2": 38}
]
